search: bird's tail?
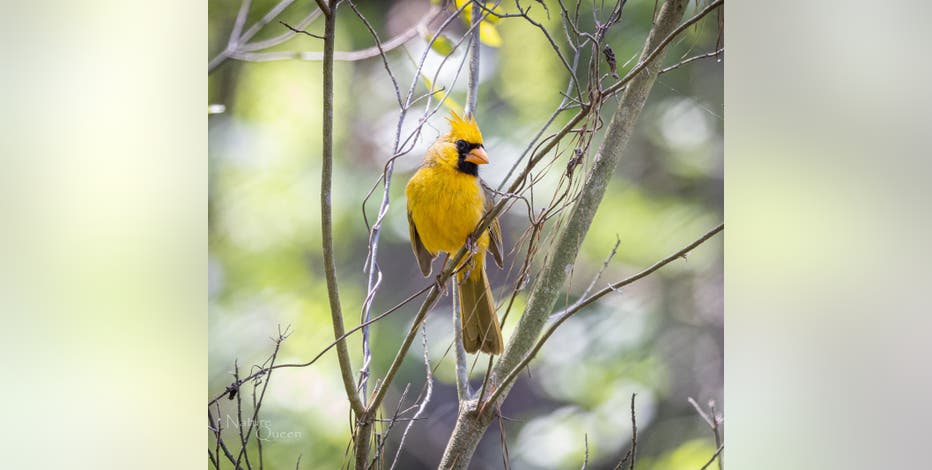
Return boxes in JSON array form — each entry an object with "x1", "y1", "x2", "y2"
[{"x1": 457, "y1": 264, "x2": 504, "y2": 354}]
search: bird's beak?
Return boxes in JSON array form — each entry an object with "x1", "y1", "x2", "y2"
[{"x1": 464, "y1": 146, "x2": 489, "y2": 165}]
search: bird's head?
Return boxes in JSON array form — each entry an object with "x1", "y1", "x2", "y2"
[{"x1": 433, "y1": 112, "x2": 489, "y2": 176}]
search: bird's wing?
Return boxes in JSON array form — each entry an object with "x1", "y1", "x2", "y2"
[
  {"x1": 482, "y1": 182, "x2": 505, "y2": 268},
  {"x1": 407, "y1": 210, "x2": 435, "y2": 276}
]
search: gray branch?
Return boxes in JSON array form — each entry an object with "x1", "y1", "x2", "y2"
[{"x1": 437, "y1": 1, "x2": 691, "y2": 467}]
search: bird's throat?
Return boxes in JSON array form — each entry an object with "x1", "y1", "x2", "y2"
[{"x1": 456, "y1": 157, "x2": 479, "y2": 176}]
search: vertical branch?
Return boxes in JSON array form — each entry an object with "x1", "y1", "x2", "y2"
[
  {"x1": 232, "y1": 361, "x2": 253, "y2": 470},
  {"x1": 709, "y1": 400, "x2": 724, "y2": 470},
  {"x1": 453, "y1": 0, "x2": 484, "y2": 401},
  {"x1": 627, "y1": 393, "x2": 638, "y2": 470},
  {"x1": 316, "y1": 1, "x2": 370, "y2": 467},
  {"x1": 319, "y1": 0, "x2": 363, "y2": 415},
  {"x1": 463, "y1": 0, "x2": 482, "y2": 118},
  {"x1": 389, "y1": 325, "x2": 435, "y2": 470},
  {"x1": 611, "y1": 393, "x2": 638, "y2": 470},
  {"x1": 451, "y1": 281, "x2": 472, "y2": 400},
  {"x1": 689, "y1": 397, "x2": 724, "y2": 470}
]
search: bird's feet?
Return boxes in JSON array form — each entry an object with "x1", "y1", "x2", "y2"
[
  {"x1": 433, "y1": 274, "x2": 448, "y2": 296},
  {"x1": 465, "y1": 234, "x2": 479, "y2": 255}
]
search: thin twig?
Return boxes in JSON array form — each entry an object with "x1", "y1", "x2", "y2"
[
  {"x1": 231, "y1": 8, "x2": 441, "y2": 63},
  {"x1": 452, "y1": 281, "x2": 472, "y2": 401},
  {"x1": 559, "y1": 223, "x2": 723, "y2": 319},
  {"x1": 660, "y1": 48, "x2": 724, "y2": 74},
  {"x1": 367, "y1": 384, "x2": 410, "y2": 470},
  {"x1": 279, "y1": 20, "x2": 324, "y2": 39},
  {"x1": 628, "y1": 393, "x2": 637, "y2": 470},
  {"x1": 699, "y1": 446, "x2": 725, "y2": 470},
  {"x1": 689, "y1": 397, "x2": 724, "y2": 470},
  {"x1": 208, "y1": 285, "x2": 431, "y2": 407},
  {"x1": 389, "y1": 325, "x2": 434, "y2": 470},
  {"x1": 233, "y1": 330, "x2": 285, "y2": 469},
  {"x1": 233, "y1": 361, "x2": 254, "y2": 470},
  {"x1": 209, "y1": 0, "x2": 304, "y2": 72},
  {"x1": 603, "y1": 0, "x2": 724, "y2": 97},
  {"x1": 709, "y1": 400, "x2": 724, "y2": 470},
  {"x1": 240, "y1": 10, "x2": 322, "y2": 51},
  {"x1": 579, "y1": 234, "x2": 621, "y2": 301},
  {"x1": 485, "y1": 223, "x2": 723, "y2": 411},
  {"x1": 498, "y1": 412, "x2": 512, "y2": 469},
  {"x1": 253, "y1": 379, "x2": 264, "y2": 470}
]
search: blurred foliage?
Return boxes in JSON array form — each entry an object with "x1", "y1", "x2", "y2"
[{"x1": 209, "y1": 0, "x2": 722, "y2": 468}]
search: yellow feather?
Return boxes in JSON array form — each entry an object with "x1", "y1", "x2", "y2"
[
  {"x1": 445, "y1": 112, "x2": 484, "y2": 146},
  {"x1": 406, "y1": 144, "x2": 489, "y2": 262},
  {"x1": 405, "y1": 115, "x2": 503, "y2": 354}
]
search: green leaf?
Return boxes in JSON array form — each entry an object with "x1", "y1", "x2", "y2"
[
  {"x1": 418, "y1": 73, "x2": 464, "y2": 116},
  {"x1": 429, "y1": 34, "x2": 455, "y2": 56},
  {"x1": 479, "y1": 21, "x2": 502, "y2": 47}
]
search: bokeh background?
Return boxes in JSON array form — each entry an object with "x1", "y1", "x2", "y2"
[
  {"x1": 209, "y1": 1, "x2": 723, "y2": 468},
  {"x1": 4, "y1": 1, "x2": 932, "y2": 469}
]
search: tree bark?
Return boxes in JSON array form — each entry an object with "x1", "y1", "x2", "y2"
[{"x1": 438, "y1": 1, "x2": 690, "y2": 467}]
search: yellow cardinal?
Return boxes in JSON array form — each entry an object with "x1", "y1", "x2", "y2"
[{"x1": 405, "y1": 112, "x2": 505, "y2": 354}]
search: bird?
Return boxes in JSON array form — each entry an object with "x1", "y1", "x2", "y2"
[{"x1": 405, "y1": 112, "x2": 505, "y2": 354}]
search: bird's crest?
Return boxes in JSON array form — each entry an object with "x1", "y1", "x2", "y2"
[{"x1": 445, "y1": 111, "x2": 483, "y2": 144}]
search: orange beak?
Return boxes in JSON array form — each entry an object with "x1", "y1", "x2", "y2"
[{"x1": 464, "y1": 146, "x2": 489, "y2": 165}]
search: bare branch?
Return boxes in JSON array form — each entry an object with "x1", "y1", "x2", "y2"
[
  {"x1": 611, "y1": 393, "x2": 638, "y2": 470},
  {"x1": 210, "y1": 0, "x2": 308, "y2": 72},
  {"x1": 700, "y1": 446, "x2": 725, "y2": 470},
  {"x1": 488, "y1": 223, "x2": 723, "y2": 407},
  {"x1": 232, "y1": 361, "x2": 253, "y2": 470},
  {"x1": 628, "y1": 393, "x2": 637, "y2": 470},
  {"x1": 314, "y1": 0, "x2": 330, "y2": 17},
  {"x1": 231, "y1": 8, "x2": 441, "y2": 63},
  {"x1": 660, "y1": 48, "x2": 724, "y2": 74},
  {"x1": 689, "y1": 397, "x2": 724, "y2": 470},
  {"x1": 278, "y1": 20, "x2": 324, "y2": 39},
  {"x1": 208, "y1": 285, "x2": 431, "y2": 407},
  {"x1": 579, "y1": 234, "x2": 621, "y2": 301},
  {"x1": 452, "y1": 281, "x2": 472, "y2": 401},
  {"x1": 554, "y1": 223, "x2": 723, "y2": 322},
  {"x1": 230, "y1": 0, "x2": 253, "y2": 49},
  {"x1": 389, "y1": 326, "x2": 435, "y2": 470},
  {"x1": 603, "y1": 0, "x2": 723, "y2": 97},
  {"x1": 316, "y1": 0, "x2": 366, "y2": 429},
  {"x1": 464, "y1": 0, "x2": 482, "y2": 118},
  {"x1": 240, "y1": 10, "x2": 322, "y2": 52}
]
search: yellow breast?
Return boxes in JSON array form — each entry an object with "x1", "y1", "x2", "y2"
[{"x1": 406, "y1": 163, "x2": 490, "y2": 256}]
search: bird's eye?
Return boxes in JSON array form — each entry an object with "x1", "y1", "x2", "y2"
[{"x1": 455, "y1": 140, "x2": 469, "y2": 153}]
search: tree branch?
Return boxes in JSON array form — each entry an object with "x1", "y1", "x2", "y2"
[
  {"x1": 318, "y1": 0, "x2": 365, "y2": 427},
  {"x1": 487, "y1": 223, "x2": 723, "y2": 411},
  {"x1": 314, "y1": 0, "x2": 330, "y2": 17},
  {"x1": 438, "y1": 1, "x2": 694, "y2": 467},
  {"x1": 690, "y1": 397, "x2": 724, "y2": 470},
  {"x1": 700, "y1": 445, "x2": 725, "y2": 470},
  {"x1": 553, "y1": 223, "x2": 724, "y2": 321},
  {"x1": 451, "y1": 281, "x2": 472, "y2": 401},
  {"x1": 464, "y1": 0, "x2": 482, "y2": 118},
  {"x1": 230, "y1": 8, "x2": 440, "y2": 63}
]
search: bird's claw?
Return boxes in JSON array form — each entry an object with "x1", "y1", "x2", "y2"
[
  {"x1": 465, "y1": 234, "x2": 479, "y2": 255},
  {"x1": 434, "y1": 274, "x2": 448, "y2": 296}
]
